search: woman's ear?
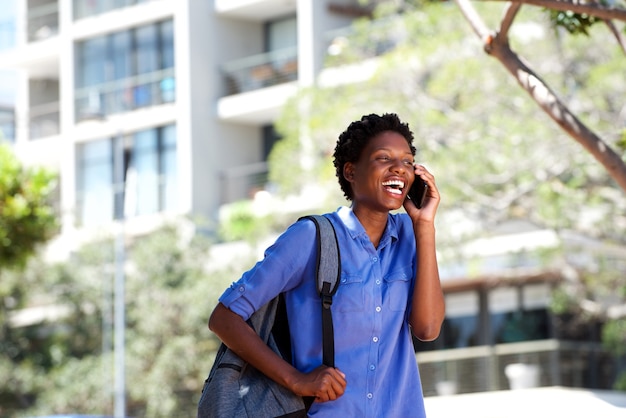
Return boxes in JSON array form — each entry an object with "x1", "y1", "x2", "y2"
[{"x1": 343, "y1": 163, "x2": 355, "y2": 183}]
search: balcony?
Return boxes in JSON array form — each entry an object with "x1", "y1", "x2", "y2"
[
  {"x1": 0, "y1": 2, "x2": 59, "y2": 78},
  {"x1": 28, "y1": 1, "x2": 59, "y2": 42},
  {"x1": 73, "y1": 0, "x2": 162, "y2": 20},
  {"x1": 219, "y1": 161, "x2": 269, "y2": 205},
  {"x1": 75, "y1": 68, "x2": 175, "y2": 121},
  {"x1": 221, "y1": 47, "x2": 297, "y2": 96},
  {"x1": 217, "y1": 47, "x2": 298, "y2": 124},
  {"x1": 29, "y1": 100, "x2": 59, "y2": 139},
  {"x1": 215, "y1": 0, "x2": 297, "y2": 22}
]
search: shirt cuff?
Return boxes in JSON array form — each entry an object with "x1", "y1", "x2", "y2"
[{"x1": 218, "y1": 282, "x2": 255, "y2": 321}]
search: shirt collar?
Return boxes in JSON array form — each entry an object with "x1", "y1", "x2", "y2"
[{"x1": 336, "y1": 206, "x2": 399, "y2": 247}]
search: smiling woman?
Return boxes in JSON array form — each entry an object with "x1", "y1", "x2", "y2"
[{"x1": 203, "y1": 113, "x2": 445, "y2": 418}]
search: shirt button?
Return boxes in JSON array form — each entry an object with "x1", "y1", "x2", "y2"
[
  {"x1": 367, "y1": 393, "x2": 373, "y2": 399},
  {"x1": 372, "y1": 337, "x2": 379, "y2": 343},
  {"x1": 238, "y1": 286, "x2": 244, "y2": 292},
  {"x1": 375, "y1": 306, "x2": 381, "y2": 312},
  {"x1": 376, "y1": 279, "x2": 381, "y2": 285},
  {"x1": 369, "y1": 364, "x2": 376, "y2": 371},
  {"x1": 372, "y1": 257, "x2": 378, "y2": 262}
]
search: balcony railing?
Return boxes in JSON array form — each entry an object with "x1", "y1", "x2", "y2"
[
  {"x1": 73, "y1": 0, "x2": 161, "y2": 20},
  {"x1": 29, "y1": 101, "x2": 60, "y2": 140},
  {"x1": 417, "y1": 339, "x2": 614, "y2": 396},
  {"x1": 28, "y1": 2, "x2": 59, "y2": 42},
  {"x1": 219, "y1": 161, "x2": 269, "y2": 205},
  {"x1": 221, "y1": 46, "x2": 298, "y2": 96},
  {"x1": 74, "y1": 68, "x2": 176, "y2": 121}
]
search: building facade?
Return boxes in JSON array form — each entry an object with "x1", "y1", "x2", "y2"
[{"x1": 0, "y1": 0, "x2": 365, "y2": 249}]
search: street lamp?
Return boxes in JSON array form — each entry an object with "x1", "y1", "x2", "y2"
[
  {"x1": 81, "y1": 99, "x2": 129, "y2": 417},
  {"x1": 112, "y1": 132, "x2": 126, "y2": 418}
]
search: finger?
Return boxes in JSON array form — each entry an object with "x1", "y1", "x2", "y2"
[
  {"x1": 326, "y1": 386, "x2": 338, "y2": 401},
  {"x1": 330, "y1": 368, "x2": 347, "y2": 384},
  {"x1": 330, "y1": 379, "x2": 346, "y2": 397}
]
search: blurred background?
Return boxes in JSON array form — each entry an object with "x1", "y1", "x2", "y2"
[{"x1": 0, "y1": 0, "x2": 625, "y2": 417}]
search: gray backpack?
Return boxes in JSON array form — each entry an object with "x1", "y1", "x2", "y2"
[{"x1": 197, "y1": 215, "x2": 341, "y2": 418}]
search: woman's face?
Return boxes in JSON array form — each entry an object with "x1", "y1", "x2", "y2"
[{"x1": 344, "y1": 130, "x2": 415, "y2": 214}]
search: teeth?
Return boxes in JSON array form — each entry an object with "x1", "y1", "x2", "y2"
[
  {"x1": 382, "y1": 180, "x2": 405, "y2": 188},
  {"x1": 382, "y1": 180, "x2": 405, "y2": 195}
]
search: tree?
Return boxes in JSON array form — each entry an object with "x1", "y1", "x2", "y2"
[
  {"x1": 5, "y1": 222, "x2": 252, "y2": 417},
  {"x1": 0, "y1": 143, "x2": 58, "y2": 416},
  {"x1": 453, "y1": 0, "x2": 626, "y2": 191},
  {"x1": 449, "y1": 0, "x2": 626, "y2": 388},
  {"x1": 271, "y1": 3, "x2": 626, "y2": 243},
  {"x1": 0, "y1": 143, "x2": 58, "y2": 269}
]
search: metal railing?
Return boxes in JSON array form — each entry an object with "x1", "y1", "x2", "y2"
[
  {"x1": 417, "y1": 339, "x2": 615, "y2": 396},
  {"x1": 221, "y1": 47, "x2": 298, "y2": 96},
  {"x1": 218, "y1": 16, "x2": 407, "y2": 97},
  {"x1": 29, "y1": 101, "x2": 60, "y2": 139},
  {"x1": 219, "y1": 161, "x2": 269, "y2": 205},
  {"x1": 73, "y1": 0, "x2": 161, "y2": 20},
  {"x1": 74, "y1": 68, "x2": 175, "y2": 121}
]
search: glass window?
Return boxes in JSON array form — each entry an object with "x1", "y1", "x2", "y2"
[
  {"x1": 160, "y1": 20, "x2": 174, "y2": 69},
  {"x1": 160, "y1": 124, "x2": 177, "y2": 211},
  {"x1": 77, "y1": 36, "x2": 107, "y2": 88},
  {"x1": 112, "y1": 31, "x2": 131, "y2": 80},
  {"x1": 76, "y1": 124, "x2": 177, "y2": 226},
  {"x1": 131, "y1": 129, "x2": 159, "y2": 216},
  {"x1": 77, "y1": 138, "x2": 114, "y2": 226},
  {"x1": 0, "y1": 3, "x2": 16, "y2": 51},
  {"x1": 158, "y1": 20, "x2": 175, "y2": 103},
  {"x1": 414, "y1": 288, "x2": 551, "y2": 352},
  {"x1": 135, "y1": 25, "x2": 158, "y2": 74},
  {"x1": 0, "y1": 106, "x2": 15, "y2": 143},
  {"x1": 75, "y1": 19, "x2": 174, "y2": 118},
  {"x1": 494, "y1": 309, "x2": 550, "y2": 344},
  {"x1": 266, "y1": 16, "x2": 297, "y2": 52}
]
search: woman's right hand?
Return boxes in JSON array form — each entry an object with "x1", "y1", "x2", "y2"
[{"x1": 290, "y1": 365, "x2": 347, "y2": 403}]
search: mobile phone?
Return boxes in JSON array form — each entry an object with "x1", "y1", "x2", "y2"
[{"x1": 407, "y1": 177, "x2": 428, "y2": 208}]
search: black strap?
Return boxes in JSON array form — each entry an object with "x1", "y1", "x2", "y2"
[{"x1": 299, "y1": 215, "x2": 341, "y2": 368}]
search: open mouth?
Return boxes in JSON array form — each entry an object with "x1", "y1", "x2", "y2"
[{"x1": 382, "y1": 179, "x2": 405, "y2": 195}]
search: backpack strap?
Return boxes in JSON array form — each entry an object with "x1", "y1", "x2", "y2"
[{"x1": 299, "y1": 215, "x2": 341, "y2": 368}]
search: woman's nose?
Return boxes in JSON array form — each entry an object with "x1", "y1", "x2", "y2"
[{"x1": 391, "y1": 159, "x2": 406, "y2": 173}]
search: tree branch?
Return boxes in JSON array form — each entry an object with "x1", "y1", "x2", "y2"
[
  {"x1": 481, "y1": 0, "x2": 626, "y2": 22},
  {"x1": 603, "y1": 19, "x2": 626, "y2": 54},
  {"x1": 499, "y1": 2, "x2": 522, "y2": 40},
  {"x1": 455, "y1": 0, "x2": 626, "y2": 193}
]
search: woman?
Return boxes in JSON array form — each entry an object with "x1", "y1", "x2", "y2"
[{"x1": 208, "y1": 113, "x2": 445, "y2": 417}]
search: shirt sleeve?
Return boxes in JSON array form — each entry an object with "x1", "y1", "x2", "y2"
[{"x1": 218, "y1": 218, "x2": 318, "y2": 321}]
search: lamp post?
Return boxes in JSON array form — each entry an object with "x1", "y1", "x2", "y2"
[
  {"x1": 82, "y1": 106, "x2": 128, "y2": 417},
  {"x1": 113, "y1": 132, "x2": 126, "y2": 418}
]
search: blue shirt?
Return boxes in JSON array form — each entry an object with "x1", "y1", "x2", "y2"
[{"x1": 219, "y1": 206, "x2": 426, "y2": 418}]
